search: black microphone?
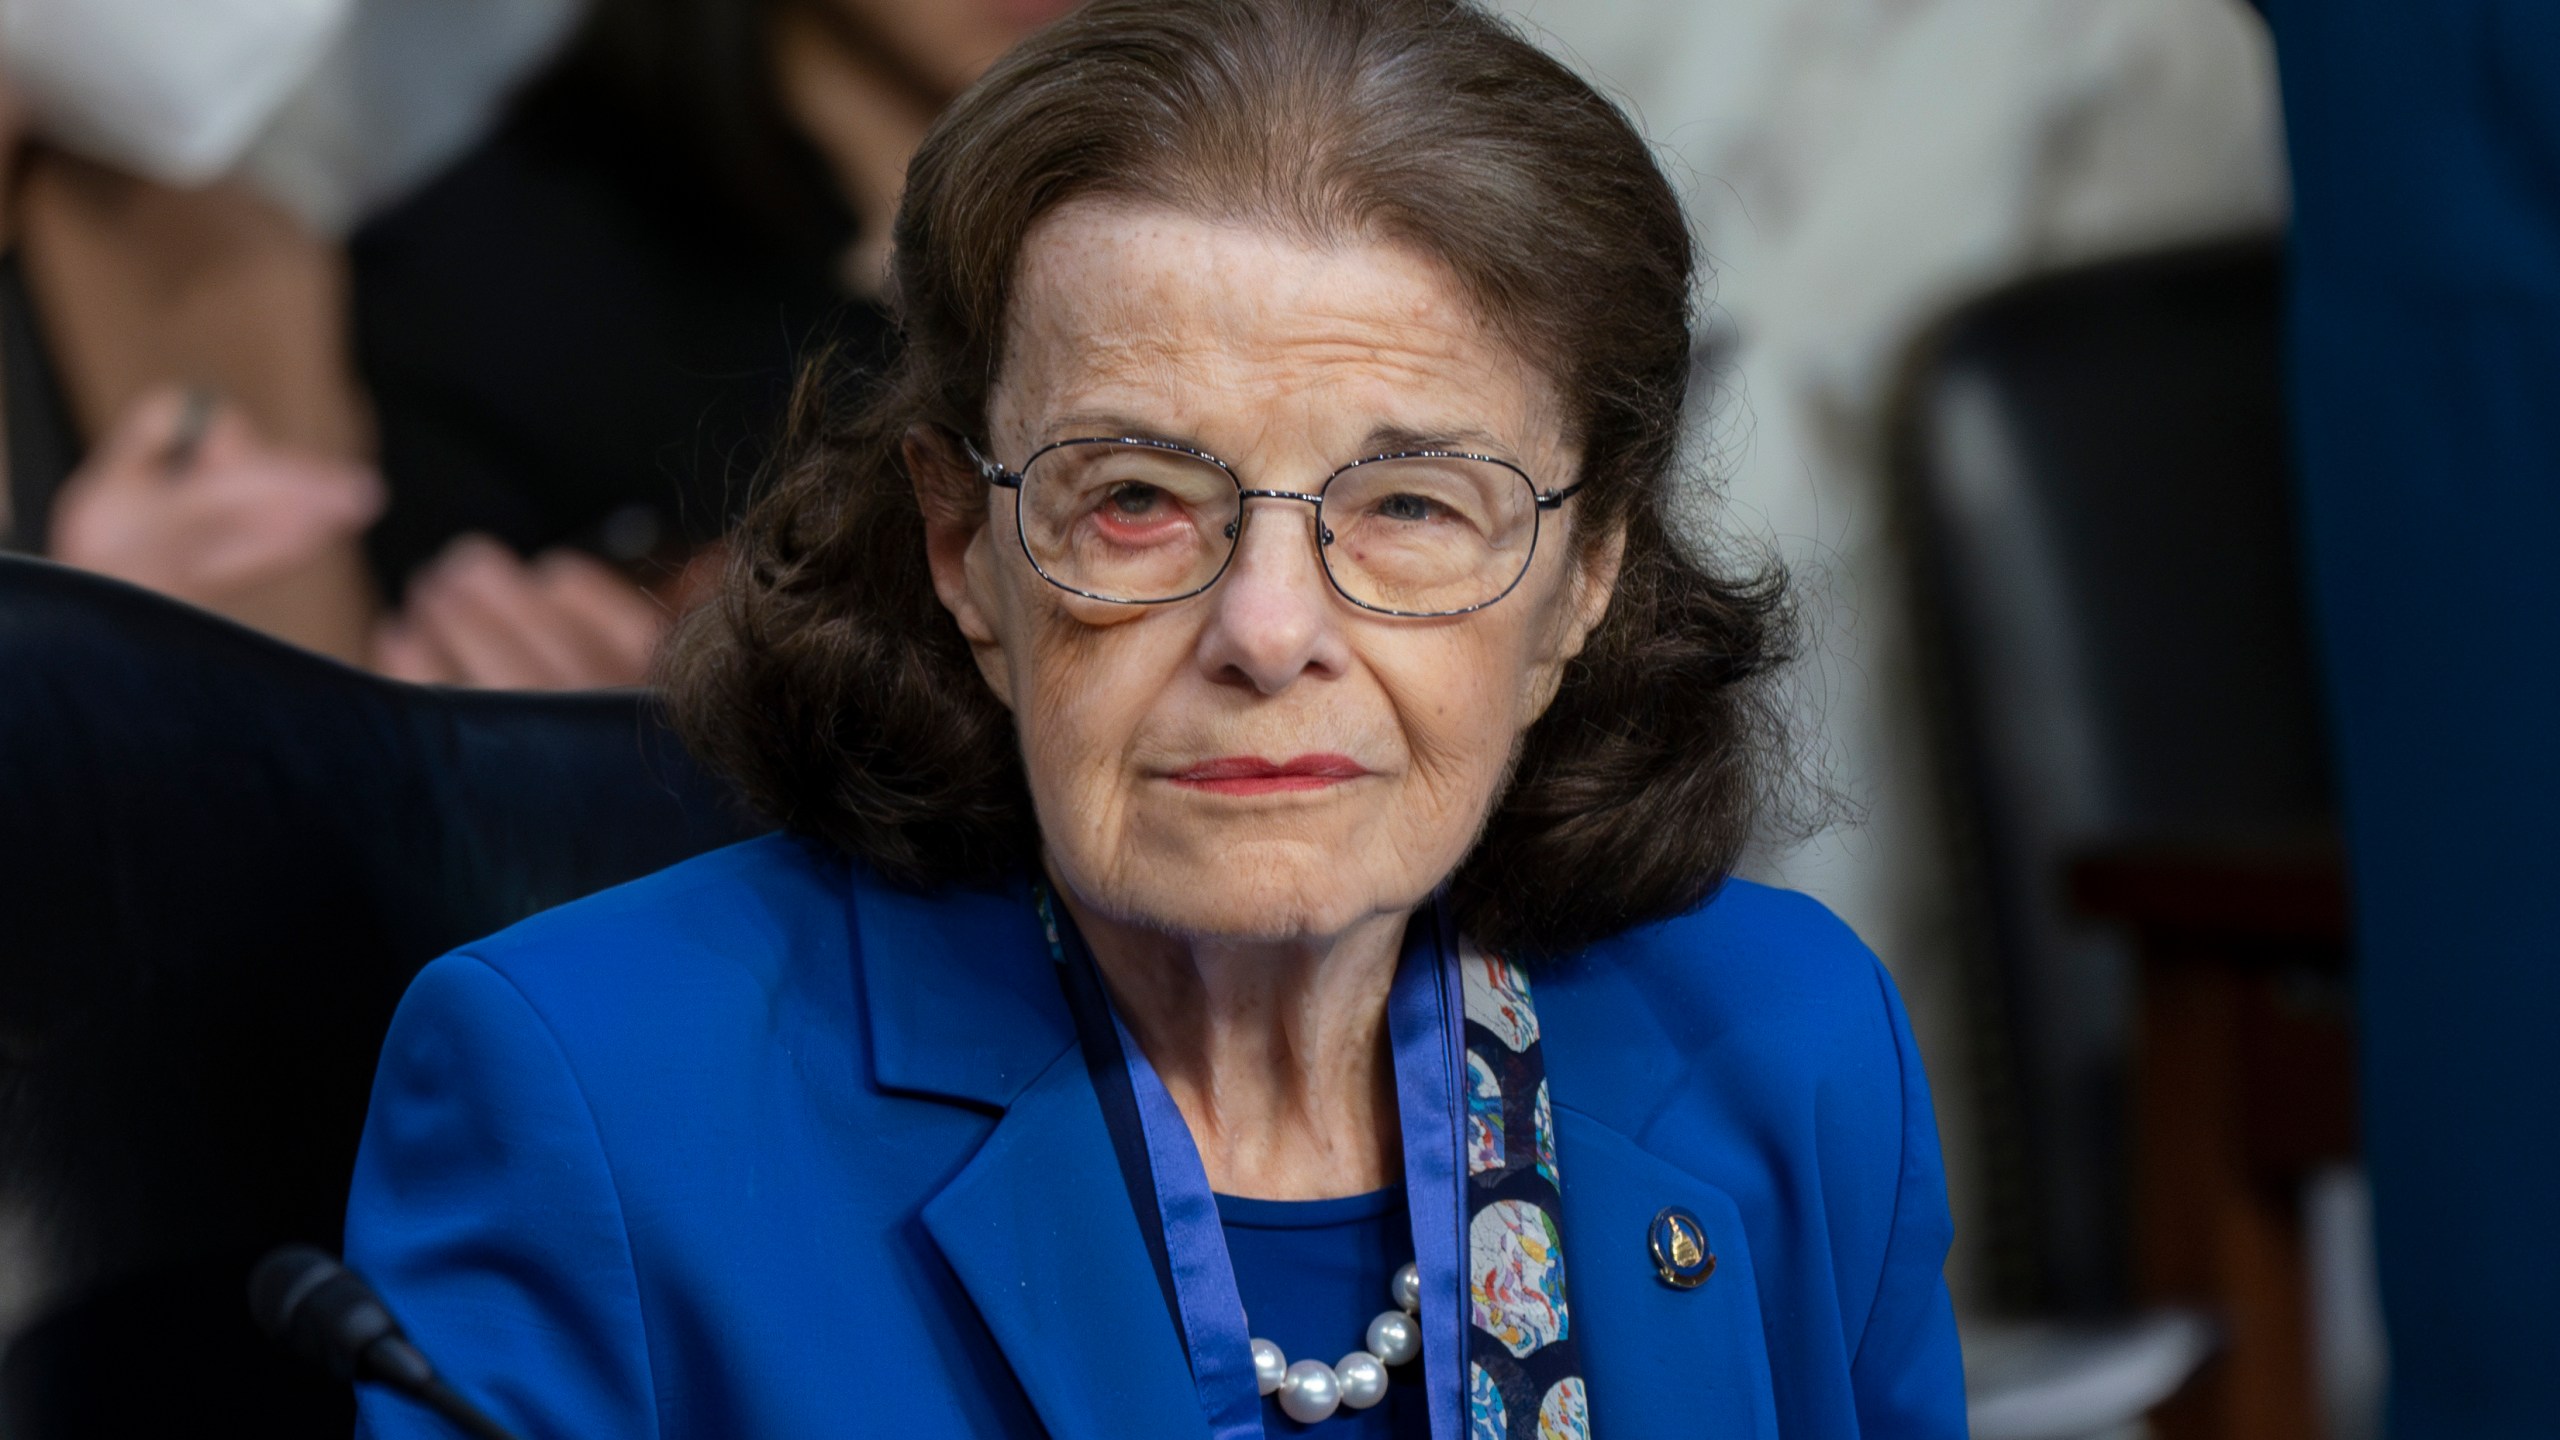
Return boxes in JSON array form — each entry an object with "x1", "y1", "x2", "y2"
[{"x1": 249, "y1": 1245, "x2": 524, "y2": 1440}]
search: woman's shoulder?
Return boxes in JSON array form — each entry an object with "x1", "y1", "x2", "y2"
[
  {"x1": 1556, "y1": 876, "x2": 1899, "y2": 1038},
  {"x1": 1537, "y1": 879, "x2": 1949, "y2": 1334},
  {"x1": 431, "y1": 832, "x2": 854, "y2": 1031},
  {"x1": 1536, "y1": 877, "x2": 1924, "y2": 1134},
  {"x1": 365, "y1": 834, "x2": 875, "y2": 1191}
]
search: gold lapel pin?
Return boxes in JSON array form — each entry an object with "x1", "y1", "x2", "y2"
[{"x1": 1649, "y1": 1206, "x2": 1716, "y2": 1289}]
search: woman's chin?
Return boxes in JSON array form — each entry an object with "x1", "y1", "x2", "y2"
[{"x1": 1068, "y1": 842, "x2": 1426, "y2": 945}]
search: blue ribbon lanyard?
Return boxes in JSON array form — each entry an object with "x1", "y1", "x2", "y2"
[{"x1": 1045, "y1": 890, "x2": 1466, "y2": 1440}]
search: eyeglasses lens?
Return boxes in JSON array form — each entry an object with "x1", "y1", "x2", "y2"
[
  {"x1": 1319, "y1": 456, "x2": 1538, "y2": 614},
  {"x1": 1016, "y1": 444, "x2": 1541, "y2": 614},
  {"x1": 1018, "y1": 443, "x2": 1237, "y2": 602}
]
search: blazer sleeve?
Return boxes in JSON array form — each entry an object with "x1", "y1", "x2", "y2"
[
  {"x1": 344, "y1": 952, "x2": 660, "y2": 1440},
  {"x1": 1848, "y1": 958, "x2": 1969, "y2": 1440}
]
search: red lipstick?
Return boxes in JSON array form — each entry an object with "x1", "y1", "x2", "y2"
[{"x1": 1167, "y1": 754, "x2": 1370, "y2": 795}]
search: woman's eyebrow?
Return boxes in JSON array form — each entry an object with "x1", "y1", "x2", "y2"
[
  {"x1": 1358, "y1": 424, "x2": 1521, "y2": 459},
  {"x1": 1043, "y1": 410, "x2": 1190, "y2": 444},
  {"x1": 1033, "y1": 415, "x2": 1525, "y2": 463}
]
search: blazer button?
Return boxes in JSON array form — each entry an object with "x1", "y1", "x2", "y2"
[{"x1": 1649, "y1": 1207, "x2": 1716, "y2": 1289}]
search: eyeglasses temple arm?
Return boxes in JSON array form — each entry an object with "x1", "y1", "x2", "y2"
[
  {"x1": 1534, "y1": 479, "x2": 1586, "y2": 510},
  {"x1": 962, "y1": 438, "x2": 1025, "y2": 490}
]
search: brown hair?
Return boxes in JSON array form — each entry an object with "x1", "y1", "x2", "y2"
[{"x1": 665, "y1": 0, "x2": 1795, "y2": 956}]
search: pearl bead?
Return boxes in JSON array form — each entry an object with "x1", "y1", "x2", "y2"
[
  {"x1": 1335, "y1": 1350, "x2": 1389, "y2": 1409},
  {"x1": 1366, "y1": 1309, "x2": 1419, "y2": 1366},
  {"x1": 1278, "y1": 1359, "x2": 1342, "y2": 1423},
  {"x1": 1252, "y1": 1338, "x2": 1287, "y2": 1396},
  {"x1": 1391, "y1": 1262, "x2": 1421, "y2": 1315}
]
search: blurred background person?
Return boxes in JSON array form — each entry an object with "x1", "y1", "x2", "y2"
[
  {"x1": 352, "y1": 0, "x2": 1073, "y2": 687},
  {"x1": 2, "y1": 0, "x2": 389, "y2": 661},
  {"x1": 2261, "y1": 2, "x2": 2560, "y2": 1437},
  {"x1": 2, "y1": 0, "x2": 1072, "y2": 687}
]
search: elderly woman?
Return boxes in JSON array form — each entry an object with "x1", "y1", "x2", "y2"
[{"x1": 343, "y1": 2, "x2": 1965, "y2": 1437}]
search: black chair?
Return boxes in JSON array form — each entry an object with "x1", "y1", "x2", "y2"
[
  {"x1": 1890, "y1": 238, "x2": 2339, "y2": 1437},
  {"x1": 1893, "y1": 234, "x2": 2330, "y2": 1309},
  {"x1": 0, "y1": 556, "x2": 761, "y2": 1436}
]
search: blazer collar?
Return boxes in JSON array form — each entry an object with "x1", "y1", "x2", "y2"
[{"x1": 850, "y1": 869, "x2": 1076, "y2": 1109}]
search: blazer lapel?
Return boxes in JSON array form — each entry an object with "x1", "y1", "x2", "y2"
[
  {"x1": 1552, "y1": 1107, "x2": 1782, "y2": 1440},
  {"x1": 851, "y1": 872, "x2": 1205, "y2": 1440},
  {"x1": 922, "y1": 1042, "x2": 1209, "y2": 1440}
]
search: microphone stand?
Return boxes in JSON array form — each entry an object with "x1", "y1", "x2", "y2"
[{"x1": 249, "y1": 1245, "x2": 526, "y2": 1440}]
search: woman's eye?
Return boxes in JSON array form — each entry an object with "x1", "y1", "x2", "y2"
[
  {"x1": 1104, "y1": 483, "x2": 1167, "y2": 516},
  {"x1": 1376, "y1": 492, "x2": 1440, "y2": 522}
]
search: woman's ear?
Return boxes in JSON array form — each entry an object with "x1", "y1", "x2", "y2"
[
  {"x1": 1567, "y1": 522, "x2": 1627, "y2": 655},
  {"x1": 1521, "y1": 521, "x2": 1627, "y2": 726},
  {"x1": 906, "y1": 425, "x2": 1014, "y2": 706}
]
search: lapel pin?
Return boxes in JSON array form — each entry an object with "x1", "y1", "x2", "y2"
[{"x1": 1649, "y1": 1207, "x2": 1715, "y2": 1289}]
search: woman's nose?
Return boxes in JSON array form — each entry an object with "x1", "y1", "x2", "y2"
[{"x1": 1194, "y1": 497, "x2": 1347, "y2": 693}]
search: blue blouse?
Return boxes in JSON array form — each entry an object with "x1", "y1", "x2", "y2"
[
  {"x1": 1220, "y1": 1187, "x2": 1430, "y2": 1439},
  {"x1": 345, "y1": 836, "x2": 1966, "y2": 1440}
]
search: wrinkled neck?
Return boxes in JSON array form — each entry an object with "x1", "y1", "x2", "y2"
[{"x1": 1057, "y1": 884, "x2": 1408, "y2": 1201}]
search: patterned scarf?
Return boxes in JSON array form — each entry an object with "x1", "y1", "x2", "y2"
[{"x1": 1459, "y1": 943, "x2": 1591, "y2": 1440}]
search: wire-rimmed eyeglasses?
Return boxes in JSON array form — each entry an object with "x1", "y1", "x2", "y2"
[{"x1": 966, "y1": 435, "x2": 1584, "y2": 618}]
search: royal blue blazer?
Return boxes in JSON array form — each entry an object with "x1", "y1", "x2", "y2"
[{"x1": 346, "y1": 835, "x2": 1966, "y2": 1439}]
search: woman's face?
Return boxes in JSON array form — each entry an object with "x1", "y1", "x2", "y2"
[{"x1": 922, "y1": 203, "x2": 1621, "y2": 942}]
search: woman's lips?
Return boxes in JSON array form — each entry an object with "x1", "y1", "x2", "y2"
[{"x1": 1166, "y1": 754, "x2": 1372, "y2": 795}]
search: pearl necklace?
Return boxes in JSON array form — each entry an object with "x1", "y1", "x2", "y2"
[{"x1": 1251, "y1": 1260, "x2": 1424, "y2": 1423}]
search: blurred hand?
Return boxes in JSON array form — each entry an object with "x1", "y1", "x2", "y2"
[
  {"x1": 48, "y1": 386, "x2": 384, "y2": 612},
  {"x1": 373, "y1": 535, "x2": 670, "y2": 691}
]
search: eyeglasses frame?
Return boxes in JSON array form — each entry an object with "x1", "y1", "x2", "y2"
[{"x1": 962, "y1": 434, "x2": 1585, "y2": 619}]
